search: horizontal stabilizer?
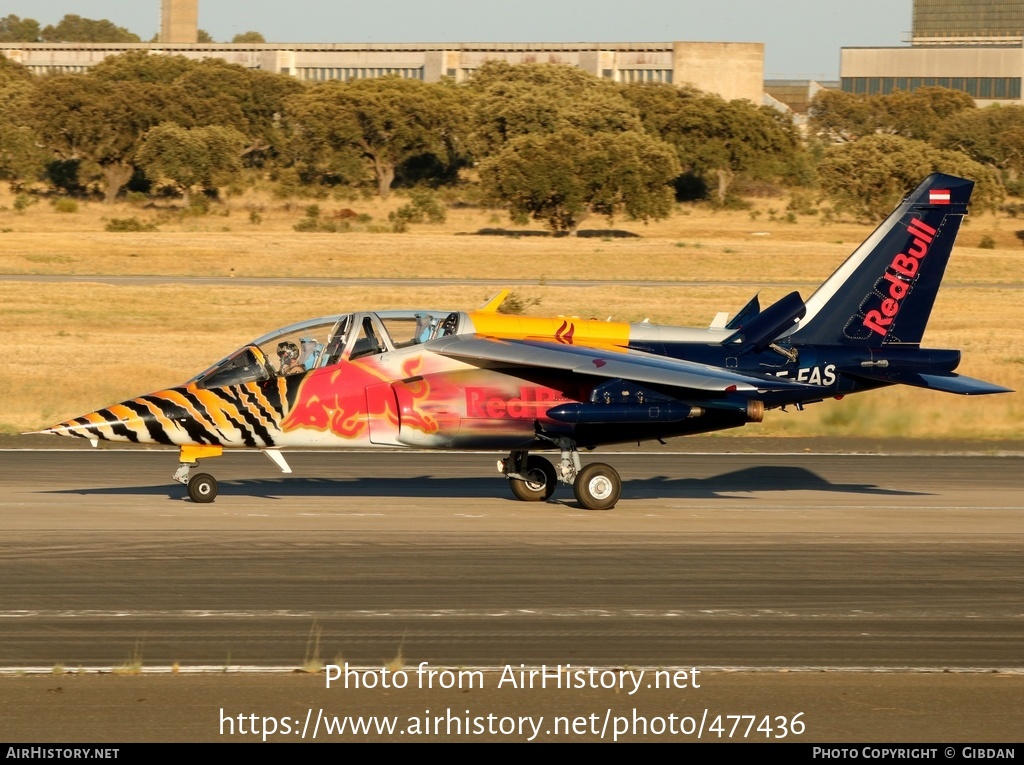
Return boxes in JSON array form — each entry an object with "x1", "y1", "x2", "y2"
[{"x1": 852, "y1": 369, "x2": 1013, "y2": 395}]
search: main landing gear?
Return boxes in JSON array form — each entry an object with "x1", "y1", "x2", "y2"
[{"x1": 499, "y1": 437, "x2": 622, "y2": 510}]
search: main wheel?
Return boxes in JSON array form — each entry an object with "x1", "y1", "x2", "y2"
[
  {"x1": 187, "y1": 473, "x2": 218, "y2": 503},
  {"x1": 573, "y1": 463, "x2": 621, "y2": 510},
  {"x1": 509, "y1": 455, "x2": 557, "y2": 502}
]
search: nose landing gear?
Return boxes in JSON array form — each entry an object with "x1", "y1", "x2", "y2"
[
  {"x1": 186, "y1": 473, "x2": 218, "y2": 503},
  {"x1": 173, "y1": 445, "x2": 223, "y2": 503}
]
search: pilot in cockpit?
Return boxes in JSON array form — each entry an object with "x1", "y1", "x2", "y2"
[{"x1": 276, "y1": 341, "x2": 306, "y2": 376}]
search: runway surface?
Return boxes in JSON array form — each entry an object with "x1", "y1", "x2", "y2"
[{"x1": 1, "y1": 448, "x2": 1021, "y2": 671}]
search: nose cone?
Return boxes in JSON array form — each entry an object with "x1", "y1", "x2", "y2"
[
  {"x1": 35, "y1": 417, "x2": 102, "y2": 439},
  {"x1": 31, "y1": 401, "x2": 153, "y2": 444}
]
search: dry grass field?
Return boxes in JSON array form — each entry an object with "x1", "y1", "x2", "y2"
[{"x1": 2, "y1": 188, "x2": 1022, "y2": 439}]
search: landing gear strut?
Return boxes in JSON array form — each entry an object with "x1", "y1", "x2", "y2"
[{"x1": 499, "y1": 437, "x2": 622, "y2": 510}]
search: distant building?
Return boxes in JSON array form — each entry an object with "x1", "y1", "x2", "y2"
[
  {"x1": 841, "y1": 0, "x2": 1024, "y2": 104},
  {"x1": 0, "y1": 40, "x2": 765, "y2": 103},
  {"x1": 161, "y1": 0, "x2": 198, "y2": 44},
  {"x1": 912, "y1": 0, "x2": 1024, "y2": 43},
  {"x1": 765, "y1": 80, "x2": 838, "y2": 115}
]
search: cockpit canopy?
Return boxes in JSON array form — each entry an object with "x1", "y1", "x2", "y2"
[{"x1": 187, "y1": 310, "x2": 461, "y2": 390}]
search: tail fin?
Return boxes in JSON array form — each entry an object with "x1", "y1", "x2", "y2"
[{"x1": 788, "y1": 173, "x2": 972, "y2": 346}]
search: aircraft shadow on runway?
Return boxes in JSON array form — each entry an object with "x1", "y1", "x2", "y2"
[{"x1": 44, "y1": 465, "x2": 929, "y2": 503}]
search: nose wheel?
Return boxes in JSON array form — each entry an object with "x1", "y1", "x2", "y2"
[
  {"x1": 187, "y1": 473, "x2": 218, "y2": 503},
  {"x1": 173, "y1": 445, "x2": 224, "y2": 503}
]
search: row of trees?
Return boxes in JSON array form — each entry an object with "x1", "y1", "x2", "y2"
[
  {"x1": 1, "y1": 49, "x2": 1021, "y2": 230},
  {"x1": 0, "y1": 13, "x2": 264, "y2": 44},
  {"x1": 1, "y1": 52, "x2": 300, "y2": 203},
  {"x1": 0, "y1": 54, "x2": 806, "y2": 230},
  {"x1": 1, "y1": 14, "x2": 141, "y2": 43},
  {"x1": 809, "y1": 88, "x2": 1009, "y2": 217}
]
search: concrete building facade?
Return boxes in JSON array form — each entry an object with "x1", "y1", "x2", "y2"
[
  {"x1": 0, "y1": 40, "x2": 765, "y2": 103},
  {"x1": 912, "y1": 0, "x2": 1024, "y2": 43},
  {"x1": 841, "y1": 0, "x2": 1024, "y2": 104}
]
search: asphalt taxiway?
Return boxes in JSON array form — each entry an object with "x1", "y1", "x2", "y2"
[{"x1": 0, "y1": 445, "x2": 1021, "y2": 741}]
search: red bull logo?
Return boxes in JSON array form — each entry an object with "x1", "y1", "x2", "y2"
[
  {"x1": 862, "y1": 217, "x2": 936, "y2": 337},
  {"x1": 465, "y1": 386, "x2": 563, "y2": 419},
  {"x1": 282, "y1": 357, "x2": 435, "y2": 439}
]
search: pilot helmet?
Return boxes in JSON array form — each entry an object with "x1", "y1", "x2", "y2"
[{"x1": 276, "y1": 341, "x2": 299, "y2": 364}]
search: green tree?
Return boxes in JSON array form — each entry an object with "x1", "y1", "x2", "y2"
[
  {"x1": 937, "y1": 104, "x2": 1024, "y2": 179},
  {"x1": 136, "y1": 123, "x2": 246, "y2": 205},
  {"x1": 91, "y1": 54, "x2": 300, "y2": 167},
  {"x1": 284, "y1": 76, "x2": 464, "y2": 197},
  {"x1": 30, "y1": 75, "x2": 185, "y2": 202},
  {"x1": 0, "y1": 53, "x2": 31, "y2": 82},
  {"x1": 810, "y1": 86, "x2": 976, "y2": 145},
  {"x1": 279, "y1": 86, "x2": 365, "y2": 187},
  {"x1": 0, "y1": 123, "x2": 48, "y2": 189},
  {"x1": 197, "y1": 29, "x2": 213, "y2": 43},
  {"x1": 817, "y1": 134, "x2": 1002, "y2": 219},
  {"x1": 0, "y1": 56, "x2": 40, "y2": 188},
  {"x1": 91, "y1": 51, "x2": 196, "y2": 84},
  {"x1": 468, "y1": 60, "x2": 603, "y2": 92},
  {"x1": 175, "y1": 60, "x2": 302, "y2": 163},
  {"x1": 41, "y1": 14, "x2": 140, "y2": 43},
  {"x1": 881, "y1": 86, "x2": 975, "y2": 143},
  {"x1": 808, "y1": 89, "x2": 881, "y2": 143},
  {"x1": 625, "y1": 83, "x2": 802, "y2": 203},
  {"x1": 232, "y1": 31, "x2": 266, "y2": 43},
  {"x1": 0, "y1": 14, "x2": 40, "y2": 42},
  {"x1": 479, "y1": 128, "x2": 680, "y2": 233},
  {"x1": 467, "y1": 62, "x2": 641, "y2": 159}
]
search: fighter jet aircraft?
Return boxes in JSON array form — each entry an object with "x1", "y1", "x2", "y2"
[{"x1": 37, "y1": 174, "x2": 1010, "y2": 509}]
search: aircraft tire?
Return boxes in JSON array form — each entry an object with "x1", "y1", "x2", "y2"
[
  {"x1": 187, "y1": 473, "x2": 218, "y2": 503},
  {"x1": 509, "y1": 456, "x2": 557, "y2": 502},
  {"x1": 573, "y1": 463, "x2": 621, "y2": 510}
]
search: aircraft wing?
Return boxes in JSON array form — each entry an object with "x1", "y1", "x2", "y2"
[{"x1": 432, "y1": 335, "x2": 819, "y2": 394}]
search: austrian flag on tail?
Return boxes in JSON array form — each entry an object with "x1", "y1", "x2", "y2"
[{"x1": 929, "y1": 189, "x2": 951, "y2": 204}]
